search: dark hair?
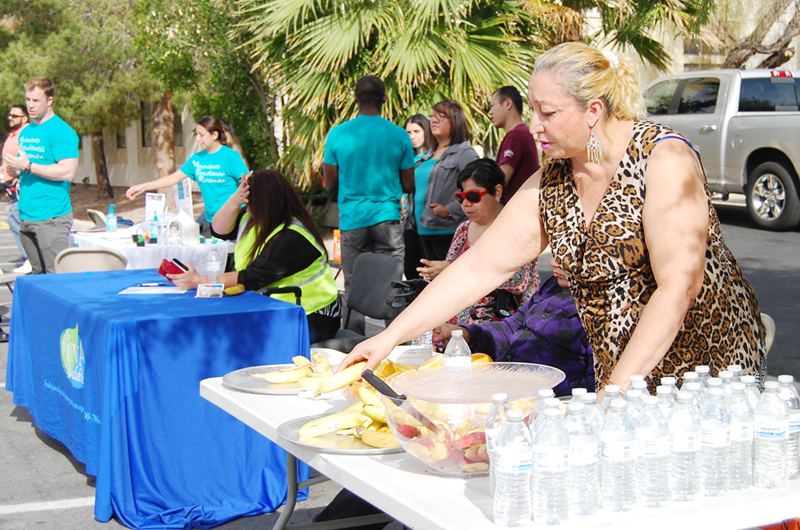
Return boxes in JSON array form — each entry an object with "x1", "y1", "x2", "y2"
[
  {"x1": 431, "y1": 99, "x2": 470, "y2": 149},
  {"x1": 222, "y1": 120, "x2": 248, "y2": 167},
  {"x1": 355, "y1": 76, "x2": 385, "y2": 109},
  {"x1": 25, "y1": 77, "x2": 54, "y2": 98},
  {"x1": 196, "y1": 115, "x2": 229, "y2": 146},
  {"x1": 10, "y1": 104, "x2": 28, "y2": 117},
  {"x1": 456, "y1": 159, "x2": 506, "y2": 205},
  {"x1": 243, "y1": 169, "x2": 327, "y2": 265},
  {"x1": 403, "y1": 114, "x2": 431, "y2": 153},
  {"x1": 493, "y1": 86, "x2": 524, "y2": 115}
]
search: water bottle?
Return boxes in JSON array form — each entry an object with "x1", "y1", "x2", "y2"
[
  {"x1": 777, "y1": 375, "x2": 800, "y2": 480},
  {"x1": 486, "y1": 392, "x2": 511, "y2": 496},
  {"x1": 699, "y1": 378, "x2": 723, "y2": 408},
  {"x1": 411, "y1": 330, "x2": 433, "y2": 351},
  {"x1": 150, "y1": 214, "x2": 159, "y2": 243},
  {"x1": 493, "y1": 409, "x2": 533, "y2": 527},
  {"x1": 630, "y1": 379, "x2": 651, "y2": 396},
  {"x1": 629, "y1": 374, "x2": 645, "y2": 386},
  {"x1": 668, "y1": 391, "x2": 701, "y2": 501},
  {"x1": 700, "y1": 387, "x2": 731, "y2": 496},
  {"x1": 528, "y1": 389, "x2": 555, "y2": 430},
  {"x1": 106, "y1": 203, "x2": 117, "y2": 232},
  {"x1": 443, "y1": 329, "x2": 471, "y2": 369},
  {"x1": 726, "y1": 381, "x2": 754, "y2": 490},
  {"x1": 660, "y1": 376, "x2": 679, "y2": 402},
  {"x1": 719, "y1": 371, "x2": 734, "y2": 395},
  {"x1": 636, "y1": 395, "x2": 671, "y2": 507},
  {"x1": 564, "y1": 402, "x2": 599, "y2": 516},
  {"x1": 681, "y1": 371, "x2": 700, "y2": 392},
  {"x1": 600, "y1": 399, "x2": 637, "y2": 512},
  {"x1": 532, "y1": 408, "x2": 571, "y2": 524},
  {"x1": 532, "y1": 398, "x2": 562, "y2": 436},
  {"x1": 695, "y1": 365, "x2": 711, "y2": 390},
  {"x1": 684, "y1": 381, "x2": 703, "y2": 416},
  {"x1": 624, "y1": 389, "x2": 644, "y2": 424},
  {"x1": 570, "y1": 387, "x2": 587, "y2": 406},
  {"x1": 157, "y1": 214, "x2": 168, "y2": 246},
  {"x1": 655, "y1": 385, "x2": 674, "y2": 418},
  {"x1": 753, "y1": 380, "x2": 789, "y2": 489},
  {"x1": 206, "y1": 248, "x2": 222, "y2": 284},
  {"x1": 601, "y1": 385, "x2": 621, "y2": 413},
  {"x1": 727, "y1": 364, "x2": 743, "y2": 383},
  {"x1": 741, "y1": 375, "x2": 761, "y2": 410},
  {"x1": 581, "y1": 393, "x2": 605, "y2": 481}
]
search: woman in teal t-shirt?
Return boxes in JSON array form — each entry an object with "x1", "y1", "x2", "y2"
[{"x1": 126, "y1": 115, "x2": 248, "y2": 234}]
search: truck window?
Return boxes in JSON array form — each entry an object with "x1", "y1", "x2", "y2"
[
  {"x1": 677, "y1": 78, "x2": 719, "y2": 114},
  {"x1": 739, "y1": 78, "x2": 799, "y2": 112},
  {"x1": 645, "y1": 80, "x2": 679, "y2": 115}
]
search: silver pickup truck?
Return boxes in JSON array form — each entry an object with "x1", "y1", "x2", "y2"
[{"x1": 644, "y1": 69, "x2": 800, "y2": 230}]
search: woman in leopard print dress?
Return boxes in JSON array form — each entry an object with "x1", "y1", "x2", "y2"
[{"x1": 342, "y1": 43, "x2": 765, "y2": 397}]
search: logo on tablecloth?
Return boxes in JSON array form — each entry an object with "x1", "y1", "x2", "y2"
[{"x1": 60, "y1": 324, "x2": 85, "y2": 389}]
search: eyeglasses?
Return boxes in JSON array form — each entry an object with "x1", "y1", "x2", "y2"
[
  {"x1": 454, "y1": 188, "x2": 489, "y2": 204},
  {"x1": 428, "y1": 112, "x2": 447, "y2": 123},
  {"x1": 8, "y1": 114, "x2": 25, "y2": 119}
]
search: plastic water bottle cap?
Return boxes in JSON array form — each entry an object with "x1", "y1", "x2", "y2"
[
  {"x1": 582, "y1": 392, "x2": 597, "y2": 402},
  {"x1": 605, "y1": 384, "x2": 620, "y2": 393},
  {"x1": 629, "y1": 375, "x2": 645, "y2": 383},
  {"x1": 631, "y1": 381, "x2": 648, "y2": 390},
  {"x1": 544, "y1": 397, "x2": 561, "y2": 408},
  {"x1": 641, "y1": 395, "x2": 658, "y2": 406},
  {"x1": 567, "y1": 401, "x2": 584, "y2": 412},
  {"x1": 656, "y1": 385, "x2": 671, "y2": 395},
  {"x1": 538, "y1": 388, "x2": 555, "y2": 398},
  {"x1": 626, "y1": 389, "x2": 643, "y2": 399},
  {"x1": 707, "y1": 378, "x2": 722, "y2": 387},
  {"x1": 719, "y1": 371, "x2": 733, "y2": 380},
  {"x1": 686, "y1": 382, "x2": 702, "y2": 392},
  {"x1": 661, "y1": 376, "x2": 677, "y2": 386},
  {"x1": 610, "y1": 398, "x2": 627, "y2": 410},
  {"x1": 451, "y1": 329, "x2": 463, "y2": 337},
  {"x1": 508, "y1": 409, "x2": 523, "y2": 420},
  {"x1": 740, "y1": 375, "x2": 756, "y2": 384},
  {"x1": 764, "y1": 381, "x2": 780, "y2": 391},
  {"x1": 684, "y1": 372, "x2": 699, "y2": 380},
  {"x1": 545, "y1": 407, "x2": 562, "y2": 417},
  {"x1": 677, "y1": 391, "x2": 693, "y2": 402},
  {"x1": 731, "y1": 382, "x2": 746, "y2": 391},
  {"x1": 492, "y1": 392, "x2": 508, "y2": 402},
  {"x1": 727, "y1": 364, "x2": 742, "y2": 373},
  {"x1": 708, "y1": 387, "x2": 724, "y2": 397},
  {"x1": 572, "y1": 388, "x2": 587, "y2": 397},
  {"x1": 778, "y1": 375, "x2": 795, "y2": 384},
  {"x1": 695, "y1": 365, "x2": 710, "y2": 375}
]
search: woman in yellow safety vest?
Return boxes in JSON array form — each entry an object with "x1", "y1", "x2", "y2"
[{"x1": 170, "y1": 169, "x2": 340, "y2": 343}]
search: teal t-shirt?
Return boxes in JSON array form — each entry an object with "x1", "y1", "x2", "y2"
[
  {"x1": 179, "y1": 145, "x2": 248, "y2": 221},
  {"x1": 414, "y1": 158, "x2": 451, "y2": 236},
  {"x1": 323, "y1": 115, "x2": 415, "y2": 231},
  {"x1": 17, "y1": 115, "x2": 79, "y2": 221}
]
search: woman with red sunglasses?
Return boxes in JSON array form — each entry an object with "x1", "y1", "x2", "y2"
[{"x1": 417, "y1": 159, "x2": 539, "y2": 324}]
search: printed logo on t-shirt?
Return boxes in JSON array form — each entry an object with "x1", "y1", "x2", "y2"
[
  {"x1": 193, "y1": 160, "x2": 227, "y2": 184},
  {"x1": 503, "y1": 149, "x2": 514, "y2": 159}
]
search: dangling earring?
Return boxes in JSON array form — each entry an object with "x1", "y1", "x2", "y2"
[{"x1": 587, "y1": 127, "x2": 603, "y2": 164}]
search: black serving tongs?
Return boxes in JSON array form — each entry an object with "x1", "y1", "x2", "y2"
[{"x1": 361, "y1": 369, "x2": 437, "y2": 431}]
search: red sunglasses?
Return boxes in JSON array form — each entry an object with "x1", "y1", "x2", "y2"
[{"x1": 454, "y1": 188, "x2": 489, "y2": 204}]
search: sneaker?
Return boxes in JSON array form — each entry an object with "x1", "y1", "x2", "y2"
[{"x1": 13, "y1": 260, "x2": 32, "y2": 274}]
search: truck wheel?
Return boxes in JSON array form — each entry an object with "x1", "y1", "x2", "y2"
[{"x1": 745, "y1": 161, "x2": 800, "y2": 230}]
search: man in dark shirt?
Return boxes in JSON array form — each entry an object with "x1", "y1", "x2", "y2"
[
  {"x1": 489, "y1": 86, "x2": 539, "y2": 200},
  {"x1": 433, "y1": 258, "x2": 594, "y2": 396}
]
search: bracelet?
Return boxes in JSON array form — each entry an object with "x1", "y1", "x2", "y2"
[{"x1": 24, "y1": 162, "x2": 32, "y2": 174}]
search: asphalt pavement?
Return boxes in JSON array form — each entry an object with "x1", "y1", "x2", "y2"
[{"x1": 0, "y1": 196, "x2": 798, "y2": 529}]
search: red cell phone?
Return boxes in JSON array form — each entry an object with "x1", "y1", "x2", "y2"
[{"x1": 158, "y1": 258, "x2": 189, "y2": 281}]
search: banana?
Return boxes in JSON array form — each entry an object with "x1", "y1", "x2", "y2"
[
  {"x1": 363, "y1": 404, "x2": 387, "y2": 423},
  {"x1": 223, "y1": 284, "x2": 246, "y2": 296},
  {"x1": 357, "y1": 386, "x2": 382, "y2": 408},
  {"x1": 317, "y1": 362, "x2": 367, "y2": 394},
  {"x1": 361, "y1": 429, "x2": 400, "y2": 449},
  {"x1": 296, "y1": 374, "x2": 332, "y2": 388},
  {"x1": 344, "y1": 402, "x2": 365, "y2": 413},
  {"x1": 293, "y1": 356, "x2": 313, "y2": 368},
  {"x1": 257, "y1": 365, "x2": 309, "y2": 384},
  {"x1": 298, "y1": 411, "x2": 369, "y2": 437},
  {"x1": 311, "y1": 352, "x2": 330, "y2": 374}
]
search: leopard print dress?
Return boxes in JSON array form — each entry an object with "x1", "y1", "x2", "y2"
[{"x1": 539, "y1": 121, "x2": 766, "y2": 392}]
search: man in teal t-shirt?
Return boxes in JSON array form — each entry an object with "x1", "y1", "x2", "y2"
[
  {"x1": 179, "y1": 146, "x2": 247, "y2": 222},
  {"x1": 2, "y1": 77, "x2": 79, "y2": 274},
  {"x1": 323, "y1": 75, "x2": 415, "y2": 333}
]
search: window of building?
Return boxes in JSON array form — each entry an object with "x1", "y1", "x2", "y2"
[
  {"x1": 117, "y1": 131, "x2": 126, "y2": 149},
  {"x1": 141, "y1": 101, "x2": 153, "y2": 148},
  {"x1": 173, "y1": 105, "x2": 183, "y2": 147}
]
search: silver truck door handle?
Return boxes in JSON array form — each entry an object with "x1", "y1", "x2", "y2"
[{"x1": 700, "y1": 125, "x2": 717, "y2": 131}]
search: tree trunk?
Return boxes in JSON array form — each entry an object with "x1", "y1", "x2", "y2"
[
  {"x1": 91, "y1": 131, "x2": 114, "y2": 199},
  {"x1": 722, "y1": 0, "x2": 800, "y2": 68},
  {"x1": 152, "y1": 91, "x2": 176, "y2": 210}
]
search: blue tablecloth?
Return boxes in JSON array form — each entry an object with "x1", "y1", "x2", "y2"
[{"x1": 6, "y1": 270, "x2": 311, "y2": 529}]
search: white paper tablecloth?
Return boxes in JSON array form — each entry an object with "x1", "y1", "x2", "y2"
[{"x1": 70, "y1": 227, "x2": 233, "y2": 271}]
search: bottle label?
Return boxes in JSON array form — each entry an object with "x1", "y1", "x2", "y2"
[
  {"x1": 789, "y1": 412, "x2": 800, "y2": 434},
  {"x1": 636, "y1": 434, "x2": 670, "y2": 458},
  {"x1": 568, "y1": 437, "x2": 598, "y2": 466},
  {"x1": 495, "y1": 446, "x2": 533, "y2": 473},
  {"x1": 755, "y1": 418, "x2": 789, "y2": 440},
  {"x1": 670, "y1": 431, "x2": 701, "y2": 452},
  {"x1": 702, "y1": 426, "x2": 731, "y2": 448},
  {"x1": 534, "y1": 445, "x2": 569, "y2": 471},
  {"x1": 444, "y1": 356, "x2": 471, "y2": 369},
  {"x1": 600, "y1": 434, "x2": 636, "y2": 462},
  {"x1": 730, "y1": 420, "x2": 754, "y2": 442}
]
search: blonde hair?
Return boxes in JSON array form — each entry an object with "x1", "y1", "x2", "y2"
[
  {"x1": 25, "y1": 77, "x2": 54, "y2": 98},
  {"x1": 533, "y1": 43, "x2": 645, "y2": 121}
]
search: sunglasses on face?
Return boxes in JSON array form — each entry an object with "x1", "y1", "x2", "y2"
[
  {"x1": 8, "y1": 114, "x2": 25, "y2": 119},
  {"x1": 454, "y1": 188, "x2": 489, "y2": 204}
]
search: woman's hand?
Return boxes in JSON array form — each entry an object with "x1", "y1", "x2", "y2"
[
  {"x1": 126, "y1": 184, "x2": 146, "y2": 200},
  {"x1": 339, "y1": 332, "x2": 398, "y2": 371},
  {"x1": 432, "y1": 324, "x2": 467, "y2": 352},
  {"x1": 417, "y1": 259, "x2": 447, "y2": 281},
  {"x1": 167, "y1": 263, "x2": 204, "y2": 290},
  {"x1": 430, "y1": 203, "x2": 450, "y2": 218},
  {"x1": 231, "y1": 178, "x2": 250, "y2": 207}
]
